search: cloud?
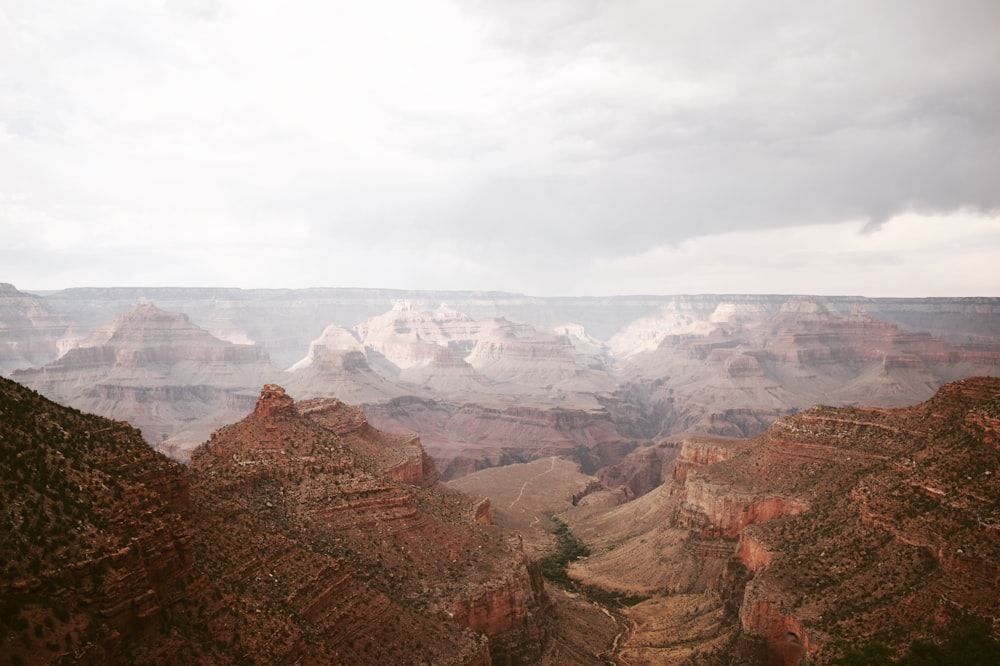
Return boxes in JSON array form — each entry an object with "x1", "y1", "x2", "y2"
[
  {"x1": 1, "y1": 1, "x2": 999, "y2": 293},
  {"x1": 587, "y1": 210, "x2": 1000, "y2": 297}
]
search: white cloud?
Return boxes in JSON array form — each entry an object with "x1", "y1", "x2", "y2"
[
  {"x1": 1, "y1": 1, "x2": 999, "y2": 294},
  {"x1": 587, "y1": 211, "x2": 1000, "y2": 297}
]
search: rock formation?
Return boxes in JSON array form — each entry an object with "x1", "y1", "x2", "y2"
[
  {"x1": 12, "y1": 301, "x2": 278, "y2": 458},
  {"x1": 0, "y1": 283, "x2": 72, "y2": 375},
  {"x1": 0, "y1": 378, "x2": 556, "y2": 664},
  {"x1": 366, "y1": 397, "x2": 639, "y2": 481},
  {"x1": 0, "y1": 376, "x2": 195, "y2": 664},
  {"x1": 192, "y1": 384, "x2": 553, "y2": 664},
  {"x1": 618, "y1": 297, "x2": 1000, "y2": 440},
  {"x1": 560, "y1": 377, "x2": 1000, "y2": 664},
  {"x1": 5, "y1": 286, "x2": 1000, "y2": 479}
]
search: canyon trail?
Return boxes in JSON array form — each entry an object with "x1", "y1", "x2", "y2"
[{"x1": 510, "y1": 455, "x2": 558, "y2": 509}]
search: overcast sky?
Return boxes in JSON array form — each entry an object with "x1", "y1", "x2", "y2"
[{"x1": 2, "y1": 0, "x2": 999, "y2": 296}]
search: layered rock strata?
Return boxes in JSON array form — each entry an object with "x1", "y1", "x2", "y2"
[
  {"x1": 0, "y1": 378, "x2": 554, "y2": 664},
  {"x1": 13, "y1": 301, "x2": 276, "y2": 457},
  {"x1": 191, "y1": 384, "x2": 553, "y2": 663},
  {"x1": 0, "y1": 283, "x2": 73, "y2": 375},
  {"x1": 562, "y1": 377, "x2": 1000, "y2": 664},
  {"x1": 366, "y1": 396, "x2": 639, "y2": 480}
]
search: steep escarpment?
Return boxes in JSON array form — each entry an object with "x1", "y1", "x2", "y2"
[
  {"x1": 695, "y1": 378, "x2": 1000, "y2": 664},
  {"x1": 8, "y1": 289, "x2": 1000, "y2": 481},
  {"x1": 617, "y1": 298, "x2": 1000, "y2": 441},
  {"x1": 0, "y1": 376, "x2": 194, "y2": 664},
  {"x1": 0, "y1": 379, "x2": 554, "y2": 664},
  {"x1": 596, "y1": 439, "x2": 683, "y2": 497},
  {"x1": 722, "y1": 377, "x2": 1000, "y2": 663}
]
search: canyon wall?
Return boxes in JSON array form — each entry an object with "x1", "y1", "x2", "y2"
[
  {"x1": 0, "y1": 378, "x2": 554, "y2": 664},
  {"x1": 5, "y1": 287, "x2": 1000, "y2": 490},
  {"x1": 564, "y1": 378, "x2": 1000, "y2": 664}
]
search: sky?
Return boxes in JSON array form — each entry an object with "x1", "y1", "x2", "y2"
[{"x1": 1, "y1": 0, "x2": 999, "y2": 297}]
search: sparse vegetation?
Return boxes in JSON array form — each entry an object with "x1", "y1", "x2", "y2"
[{"x1": 539, "y1": 517, "x2": 590, "y2": 585}]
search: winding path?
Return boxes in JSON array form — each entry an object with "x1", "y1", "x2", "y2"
[{"x1": 509, "y1": 456, "x2": 557, "y2": 509}]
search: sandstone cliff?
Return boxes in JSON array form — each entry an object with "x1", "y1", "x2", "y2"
[
  {"x1": 366, "y1": 396, "x2": 639, "y2": 481},
  {"x1": 7, "y1": 287, "x2": 1000, "y2": 489},
  {"x1": 720, "y1": 377, "x2": 1000, "y2": 663},
  {"x1": 0, "y1": 376, "x2": 194, "y2": 664},
  {"x1": 617, "y1": 297, "x2": 1000, "y2": 441},
  {"x1": 189, "y1": 384, "x2": 552, "y2": 663}
]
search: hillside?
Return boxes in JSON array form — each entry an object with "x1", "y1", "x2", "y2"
[
  {"x1": 0, "y1": 378, "x2": 556, "y2": 664},
  {"x1": 556, "y1": 377, "x2": 1000, "y2": 664}
]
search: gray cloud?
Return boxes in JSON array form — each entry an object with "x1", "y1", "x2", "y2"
[
  {"x1": 1, "y1": 0, "x2": 998, "y2": 293},
  {"x1": 452, "y1": 0, "x2": 1000, "y2": 247}
]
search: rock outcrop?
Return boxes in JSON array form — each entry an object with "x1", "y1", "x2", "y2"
[
  {"x1": 0, "y1": 378, "x2": 553, "y2": 664},
  {"x1": 191, "y1": 384, "x2": 553, "y2": 663},
  {"x1": 0, "y1": 376, "x2": 194, "y2": 664},
  {"x1": 366, "y1": 396, "x2": 639, "y2": 480},
  {"x1": 560, "y1": 377, "x2": 1000, "y2": 664},
  {"x1": 596, "y1": 439, "x2": 683, "y2": 497},
  {"x1": 672, "y1": 435, "x2": 752, "y2": 483}
]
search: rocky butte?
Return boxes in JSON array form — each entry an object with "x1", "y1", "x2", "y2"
[
  {"x1": 559, "y1": 376, "x2": 1000, "y2": 664},
  {"x1": 0, "y1": 378, "x2": 554, "y2": 664}
]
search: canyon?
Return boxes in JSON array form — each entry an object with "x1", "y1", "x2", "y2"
[
  {"x1": 0, "y1": 378, "x2": 555, "y2": 664},
  {"x1": 455, "y1": 377, "x2": 1000, "y2": 664},
  {"x1": 3, "y1": 283, "x2": 1000, "y2": 663},
  {"x1": 5, "y1": 284, "x2": 1000, "y2": 481}
]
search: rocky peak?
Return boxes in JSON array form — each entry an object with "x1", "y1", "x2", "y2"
[
  {"x1": 107, "y1": 300, "x2": 191, "y2": 334},
  {"x1": 254, "y1": 383, "x2": 294, "y2": 419}
]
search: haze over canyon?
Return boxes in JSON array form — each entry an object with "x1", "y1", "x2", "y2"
[{"x1": 2, "y1": 283, "x2": 999, "y2": 664}]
